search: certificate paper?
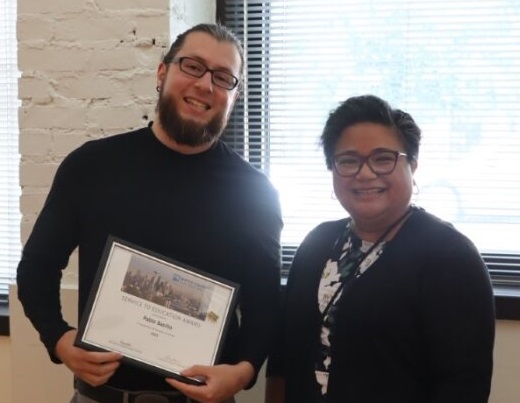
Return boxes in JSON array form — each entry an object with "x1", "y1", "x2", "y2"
[{"x1": 75, "y1": 236, "x2": 239, "y2": 384}]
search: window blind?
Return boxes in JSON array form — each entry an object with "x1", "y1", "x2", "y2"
[
  {"x1": 220, "y1": 0, "x2": 520, "y2": 273},
  {"x1": 0, "y1": 0, "x2": 21, "y2": 298}
]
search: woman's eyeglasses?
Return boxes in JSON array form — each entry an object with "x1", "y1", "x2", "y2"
[{"x1": 333, "y1": 149, "x2": 408, "y2": 177}]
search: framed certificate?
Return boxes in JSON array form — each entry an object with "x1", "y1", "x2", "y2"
[{"x1": 75, "y1": 236, "x2": 239, "y2": 385}]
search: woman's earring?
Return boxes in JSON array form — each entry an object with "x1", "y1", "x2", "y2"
[
  {"x1": 156, "y1": 85, "x2": 160, "y2": 93},
  {"x1": 412, "y1": 179, "x2": 419, "y2": 195}
]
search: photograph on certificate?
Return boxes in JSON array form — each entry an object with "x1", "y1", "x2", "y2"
[{"x1": 75, "y1": 236, "x2": 239, "y2": 384}]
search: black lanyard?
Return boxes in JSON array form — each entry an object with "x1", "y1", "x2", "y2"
[{"x1": 320, "y1": 206, "x2": 414, "y2": 323}]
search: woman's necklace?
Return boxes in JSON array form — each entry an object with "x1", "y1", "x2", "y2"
[{"x1": 321, "y1": 205, "x2": 415, "y2": 321}]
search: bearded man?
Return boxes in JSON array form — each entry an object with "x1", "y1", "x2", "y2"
[{"x1": 17, "y1": 23, "x2": 283, "y2": 403}]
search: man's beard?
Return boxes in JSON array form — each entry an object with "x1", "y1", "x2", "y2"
[{"x1": 156, "y1": 89, "x2": 227, "y2": 147}]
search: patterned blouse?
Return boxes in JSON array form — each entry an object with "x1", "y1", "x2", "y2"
[{"x1": 315, "y1": 219, "x2": 387, "y2": 398}]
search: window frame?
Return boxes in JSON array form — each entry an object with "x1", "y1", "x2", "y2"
[
  {"x1": 0, "y1": 0, "x2": 20, "y2": 335},
  {"x1": 216, "y1": 0, "x2": 520, "y2": 319}
]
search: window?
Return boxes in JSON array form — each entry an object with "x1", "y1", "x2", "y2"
[
  {"x1": 219, "y1": 0, "x2": 520, "y2": 283},
  {"x1": 0, "y1": 0, "x2": 21, "y2": 299}
]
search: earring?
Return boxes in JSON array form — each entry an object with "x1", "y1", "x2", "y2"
[
  {"x1": 156, "y1": 85, "x2": 160, "y2": 92},
  {"x1": 412, "y1": 180, "x2": 419, "y2": 195}
]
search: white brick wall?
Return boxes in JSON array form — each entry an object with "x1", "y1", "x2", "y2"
[
  {"x1": 17, "y1": 0, "x2": 218, "y2": 285},
  {"x1": 17, "y1": 0, "x2": 175, "y2": 292},
  {"x1": 18, "y1": 1, "x2": 170, "y2": 245}
]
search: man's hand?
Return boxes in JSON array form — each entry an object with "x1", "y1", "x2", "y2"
[
  {"x1": 166, "y1": 361, "x2": 254, "y2": 403},
  {"x1": 55, "y1": 329, "x2": 122, "y2": 387}
]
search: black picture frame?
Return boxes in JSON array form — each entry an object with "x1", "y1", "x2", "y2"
[{"x1": 75, "y1": 235, "x2": 239, "y2": 385}]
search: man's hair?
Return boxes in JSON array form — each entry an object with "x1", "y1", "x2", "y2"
[
  {"x1": 320, "y1": 94, "x2": 422, "y2": 170},
  {"x1": 162, "y1": 23, "x2": 244, "y2": 78}
]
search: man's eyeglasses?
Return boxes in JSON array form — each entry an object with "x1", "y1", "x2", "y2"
[
  {"x1": 333, "y1": 149, "x2": 408, "y2": 177},
  {"x1": 172, "y1": 57, "x2": 239, "y2": 90}
]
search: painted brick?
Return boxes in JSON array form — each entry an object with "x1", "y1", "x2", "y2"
[
  {"x1": 18, "y1": 0, "x2": 89, "y2": 14},
  {"x1": 134, "y1": 14, "x2": 170, "y2": 38},
  {"x1": 21, "y1": 220, "x2": 37, "y2": 244},
  {"x1": 55, "y1": 75, "x2": 127, "y2": 99},
  {"x1": 17, "y1": 16, "x2": 54, "y2": 41},
  {"x1": 19, "y1": 192, "x2": 47, "y2": 215},
  {"x1": 87, "y1": 104, "x2": 153, "y2": 129},
  {"x1": 19, "y1": 46, "x2": 91, "y2": 72},
  {"x1": 19, "y1": 130, "x2": 52, "y2": 156},
  {"x1": 95, "y1": 0, "x2": 167, "y2": 11},
  {"x1": 20, "y1": 105, "x2": 88, "y2": 130},
  {"x1": 53, "y1": 15, "x2": 135, "y2": 42},
  {"x1": 89, "y1": 47, "x2": 158, "y2": 71},
  {"x1": 128, "y1": 72, "x2": 159, "y2": 98},
  {"x1": 53, "y1": 133, "x2": 92, "y2": 157},
  {"x1": 20, "y1": 161, "x2": 59, "y2": 187},
  {"x1": 18, "y1": 76, "x2": 53, "y2": 100}
]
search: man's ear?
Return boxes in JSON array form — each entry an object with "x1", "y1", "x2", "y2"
[{"x1": 156, "y1": 62, "x2": 167, "y2": 88}]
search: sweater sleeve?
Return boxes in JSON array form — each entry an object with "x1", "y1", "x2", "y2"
[
  {"x1": 16, "y1": 151, "x2": 82, "y2": 362},
  {"x1": 234, "y1": 181, "x2": 283, "y2": 387},
  {"x1": 419, "y1": 229, "x2": 495, "y2": 403}
]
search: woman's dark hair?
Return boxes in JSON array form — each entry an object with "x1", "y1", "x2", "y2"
[
  {"x1": 162, "y1": 23, "x2": 244, "y2": 78},
  {"x1": 320, "y1": 94, "x2": 421, "y2": 170}
]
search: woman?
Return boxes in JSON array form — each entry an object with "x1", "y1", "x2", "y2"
[{"x1": 266, "y1": 95, "x2": 495, "y2": 403}]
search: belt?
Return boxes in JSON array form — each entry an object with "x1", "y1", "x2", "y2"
[{"x1": 75, "y1": 379, "x2": 189, "y2": 403}]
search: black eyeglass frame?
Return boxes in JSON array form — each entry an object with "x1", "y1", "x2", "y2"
[
  {"x1": 171, "y1": 57, "x2": 240, "y2": 90},
  {"x1": 332, "y1": 149, "x2": 409, "y2": 177}
]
